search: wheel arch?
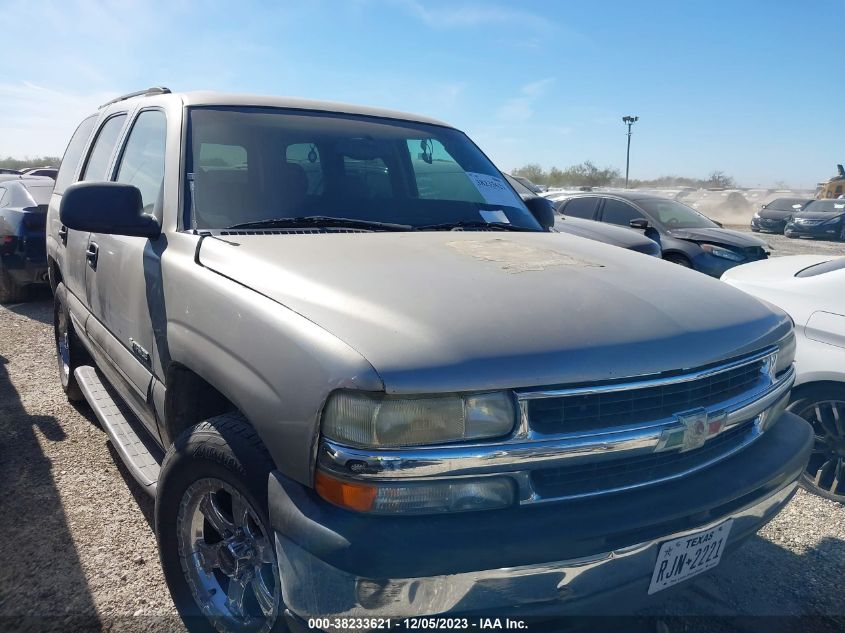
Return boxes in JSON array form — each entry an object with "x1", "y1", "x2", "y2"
[{"x1": 162, "y1": 361, "x2": 241, "y2": 447}]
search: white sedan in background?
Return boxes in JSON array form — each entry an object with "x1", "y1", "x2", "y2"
[{"x1": 722, "y1": 255, "x2": 845, "y2": 503}]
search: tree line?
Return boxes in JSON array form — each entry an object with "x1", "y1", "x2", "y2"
[
  {"x1": 0, "y1": 156, "x2": 61, "y2": 171},
  {"x1": 512, "y1": 162, "x2": 737, "y2": 189}
]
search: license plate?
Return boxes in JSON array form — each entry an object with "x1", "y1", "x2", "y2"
[{"x1": 647, "y1": 519, "x2": 733, "y2": 595}]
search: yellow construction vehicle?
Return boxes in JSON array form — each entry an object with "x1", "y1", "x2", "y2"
[{"x1": 816, "y1": 164, "x2": 845, "y2": 198}]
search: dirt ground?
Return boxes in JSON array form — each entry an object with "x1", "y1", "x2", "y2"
[{"x1": 1, "y1": 233, "x2": 844, "y2": 632}]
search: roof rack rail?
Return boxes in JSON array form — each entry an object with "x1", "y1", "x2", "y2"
[{"x1": 99, "y1": 86, "x2": 171, "y2": 109}]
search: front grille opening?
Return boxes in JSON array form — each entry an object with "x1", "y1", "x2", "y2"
[
  {"x1": 528, "y1": 360, "x2": 764, "y2": 435},
  {"x1": 530, "y1": 421, "x2": 756, "y2": 500}
]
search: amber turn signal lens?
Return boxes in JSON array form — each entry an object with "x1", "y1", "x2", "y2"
[{"x1": 315, "y1": 470, "x2": 377, "y2": 512}]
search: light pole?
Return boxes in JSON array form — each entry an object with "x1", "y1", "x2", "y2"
[{"x1": 622, "y1": 115, "x2": 638, "y2": 188}]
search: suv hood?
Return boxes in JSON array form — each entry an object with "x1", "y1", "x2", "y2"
[
  {"x1": 668, "y1": 227, "x2": 767, "y2": 248},
  {"x1": 199, "y1": 232, "x2": 789, "y2": 393},
  {"x1": 791, "y1": 211, "x2": 845, "y2": 221}
]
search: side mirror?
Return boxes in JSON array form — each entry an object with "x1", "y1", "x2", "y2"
[
  {"x1": 60, "y1": 182, "x2": 160, "y2": 239},
  {"x1": 524, "y1": 196, "x2": 555, "y2": 229},
  {"x1": 629, "y1": 218, "x2": 650, "y2": 230}
]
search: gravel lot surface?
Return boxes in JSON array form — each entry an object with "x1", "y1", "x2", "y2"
[{"x1": 1, "y1": 234, "x2": 843, "y2": 632}]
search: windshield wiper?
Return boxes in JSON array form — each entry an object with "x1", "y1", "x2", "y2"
[
  {"x1": 414, "y1": 220, "x2": 537, "y2": 232},
  {"x1": 224, "y1": 216, "x2": 413, "y2": 232}
]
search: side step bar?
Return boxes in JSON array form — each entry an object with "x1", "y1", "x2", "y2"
[{"x1": 75, "y1": 365, "x2": 162, "y2": 496}]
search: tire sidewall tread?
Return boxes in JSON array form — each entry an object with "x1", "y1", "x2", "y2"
[{"x1": 155, "y1": 413, "x2": 284, "y2": 632}]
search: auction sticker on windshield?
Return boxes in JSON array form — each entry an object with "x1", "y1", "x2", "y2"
[
  {"x1": 647, "y1": 519, "x2": 733, "y2": 594},
  {"x1": 467, "y1": 172, "x2": 522, "y2": 208}
]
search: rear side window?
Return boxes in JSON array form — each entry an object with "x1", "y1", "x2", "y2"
[
  {"x1": 562, "y1": 197, "x2": 599, "y2": 219},
  {"x1": 81, "y1": 114, "x2": 127, "y2": 182},
  {"x1": 54, "y1": 115, "x2": 97, "y2": 194},
  {"x1": 115, "y1": 110, "x2": 167, "y2": 213},
  {"x1": 601, "y1": 199, "x2": 643, "y2": 226}
]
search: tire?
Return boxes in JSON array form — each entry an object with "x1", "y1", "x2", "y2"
[
  {"x1": 787, "y1": 384, "x2": 845, "y2": 503},
  {"x1": 156, "y1": 413, "x2": 286, "y2": 633},
  {"x1": 663, "y1": 253, "x2": 692, "y2": 268},
  {"x1": 839, "y1": 226, "x2": 845, "y2": 242},
  {"x1": 0, "y1": 265, "x2": 27, "y2": 304},
  {"x1": 53, "y1": 283, "x2": 87, "y2": 402},
  {"x1": 786, "y1": 233, "x2": 798, "y2": 239}
]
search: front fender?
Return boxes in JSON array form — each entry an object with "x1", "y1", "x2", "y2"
[{"x1": 162, "y1": 238, "x2": 384, "y2": 487}]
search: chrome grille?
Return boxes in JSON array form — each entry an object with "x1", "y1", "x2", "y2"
[
  {"x1": 528, "y1": 359, "x2": 765, "y2": 435},
  {"x1": 530, "y1": 419, "x2": 758, "y2": 500}
]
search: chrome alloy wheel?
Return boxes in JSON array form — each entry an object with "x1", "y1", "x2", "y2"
[
  {"x1": 797, "y1": 400, "x2": 845, "y2": 501},
  {"x1": 177, "y1": 478, "x2": 280, "y2": 632}
]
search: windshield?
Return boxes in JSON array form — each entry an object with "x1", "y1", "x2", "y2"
[
  {"x1": 801, "y1": 200, "x2": 845, "y2": 213},
  {"x1": 184, "y1": 107, "x2": 539, "y2": 231},
  {"x1": 636, "y1": 198, "x2": 719, "y2": 229}
]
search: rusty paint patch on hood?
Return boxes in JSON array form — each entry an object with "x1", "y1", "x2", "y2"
[{"x1": 448, "y1": 238, "x2": 604, "y2": 273}]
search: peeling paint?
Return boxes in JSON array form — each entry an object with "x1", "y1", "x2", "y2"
[{"x1": 448, "y1": 238, "x2": 604, "y2": 273}]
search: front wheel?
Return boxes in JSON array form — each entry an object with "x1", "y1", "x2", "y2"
[
  {"x1": 839, "y1": 226, "x2": 845, "y2": 242},
  {"x1": 156, "y1": 413, "x2": 285, "y2": 633},
  {"x1": 788, "y1": 385, "x2": 845, "y2": 503}
]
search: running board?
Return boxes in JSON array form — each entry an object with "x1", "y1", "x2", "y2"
[{"x1": 74, "y1": 365, "x2": 162, "y2": 496}]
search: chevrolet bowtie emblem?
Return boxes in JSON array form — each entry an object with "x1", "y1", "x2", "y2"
[{"x1": 656, "y1": 408, "x2": 727, "y2": 453}]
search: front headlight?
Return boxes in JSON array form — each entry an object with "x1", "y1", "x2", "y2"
[
  {"x1": 700, "y1": 243, "x2": 745, "y2": 262},
  {"x1": 322, "y1": 390, "x2": 516, "y2": 448},
  {"x1": 753, "y1": 211, "x2": 761, "y2": 219}
]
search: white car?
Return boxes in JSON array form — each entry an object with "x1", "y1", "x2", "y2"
[{"x1": 722, "y1": 255, "x2": 845, "y2": 502}]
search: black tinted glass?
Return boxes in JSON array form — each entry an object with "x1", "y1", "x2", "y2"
[
  {"x1": 562, "y1": 197, "x2": 599, "y2": 219},
  {"x1": 602, "y1": 199, "x2": 642, "y2": 226}
]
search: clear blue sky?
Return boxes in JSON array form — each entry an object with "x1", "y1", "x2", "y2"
[{"x1": 1, "y1": 0, "x2": 842, "y2": 188}]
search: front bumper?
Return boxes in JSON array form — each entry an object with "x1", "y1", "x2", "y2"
[
  {"x1": 784, "y1": 222, "x2": 841, "y2": 239},
  {"x1": 750, "y1": 217, "x2": 786, "y2": 233},
  {"x1": 1, "y1": 231, "x2": 48, "y2": 285},
  {"x1": 269, "y1": 412, "x2": 811, "y2": 618}
]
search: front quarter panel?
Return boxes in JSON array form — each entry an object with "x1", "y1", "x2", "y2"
[{"x1": 160, "y1": 233, "x2": 384, "y2": 486}]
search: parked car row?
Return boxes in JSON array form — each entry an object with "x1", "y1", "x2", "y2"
[
  {"x1": 33, "y1": 87, "x2": 819, "y2": 631},
  {"x1": 752, "y1": 197, "x2": 845, "y2": 241}
]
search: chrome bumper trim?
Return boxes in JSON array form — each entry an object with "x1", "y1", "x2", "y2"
[{"x1": 275, "y1": 482, "x2": 797, "y2": 618}]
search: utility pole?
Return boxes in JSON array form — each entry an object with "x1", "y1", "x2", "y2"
[{"x1": 622, "y1": 115, "x2": 638, "y2": 188}]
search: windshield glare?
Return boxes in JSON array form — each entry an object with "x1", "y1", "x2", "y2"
[
  {"x1": 637, "y1": 198, "x2": 719, "y2": 229},
  {"x1": 185, "y1": 107, "x2": 539, "y2": 231}
]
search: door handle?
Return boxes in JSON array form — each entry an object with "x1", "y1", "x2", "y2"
[
  {"x1": 86, "y1": 242, "x2": 99, "y2": 269},
  {"x1": 58, "y1": 225, "x2": 68, "y2": 245}
]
